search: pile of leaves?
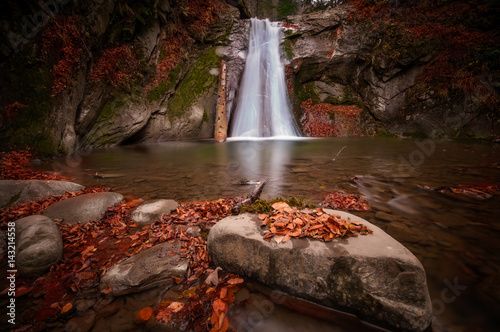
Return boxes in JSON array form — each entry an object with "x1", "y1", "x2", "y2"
[
  {"x1": 260, "y1": 202, "x2": 372, "y2": 243},
  {"x1": 0, "y1": 148, "x2": 66, "y2": 180},
  {"x1": 300, "y1": 99, "x2": 363, "y2": 137},
  {"x1": 320, "y1": 191, "x2": 369, "y2": 211},
  {"x1": 418, "y1": 184, "x2": 500, "y2": 201}
]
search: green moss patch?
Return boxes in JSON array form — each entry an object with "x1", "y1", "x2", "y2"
[{"x1": 167, "y1": 47, "x2": 221, "y2": 119}]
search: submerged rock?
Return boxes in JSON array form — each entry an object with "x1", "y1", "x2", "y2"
[
  {"x1": 99, "y1": 241, "x2": 189, "y2": 296},
  {"x1": 43, "y1": 192, "x2": 124, "y2": 224},
  {"x1": 208, "y1": 210, "x2": 432, "y2": 331},
  {"x1": 0, "y1": 180, "x2": 84, "y2": 208},
  {"x1": 131, "y1": 199, "x2": 179, "y2": 227},
  {"x1": 15, "y1": 215, "x2": 63, "y2": 276}
]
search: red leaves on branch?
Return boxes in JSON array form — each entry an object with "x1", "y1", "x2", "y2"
[
  {"x1": 40, "y1": 16, "x2": 83, "y2": 96},
  {"x1": 0, "y1": 148, "x2": 66, "y2": 181},
  {"x1": 90, "y1": 45, "x2": 141, "y2": 90},
  {"x1": 321, "y1": 191, "x2": 369, "y2": 211},
  {"x1": 300, "y1": 99, "x2": 362, "y2": 137},
  {"x1": 260, "y1": 202, "x2": 372, "y2": 243}
]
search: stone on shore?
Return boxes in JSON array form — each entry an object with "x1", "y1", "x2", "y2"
[
  {"x1": 15, "y1": 215, "x2": 64, "y2": 276},
  {"x1": 131, "y1": 199, "x2": 179, "y2": 227},
  {"x1": 0, "y1": 180, "x2": 84, "y2": 208},
  {"x1": 99, "y1": 241, "x2": 189, "y2": 296},
  {"x1": 43, "y1": 192, "x2": 124, "y2": 224},
  {"x1": 207, "y1": 210, "x2": 432, "y2": 332}
]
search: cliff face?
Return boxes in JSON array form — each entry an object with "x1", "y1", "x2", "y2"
[
  {"x1": 284, "y1": 4, "x2": 499, "y2": 139},
  {"x1": 0, "y1": 1, "x2": 498, "y2": 155},
  {"x1": 0, "y1": 0, "x2": 239, "y2": 154}
]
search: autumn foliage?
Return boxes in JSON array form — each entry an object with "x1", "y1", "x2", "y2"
[
  {"x1": 40, "y1": 17, "x2": 83, "y2": 96},
  {"x1": 348, "y1": 0, "x2": 499, "y2": 103},
  {"x1": 90, "y1": 45, "x2": 142, "y2": 90},
  {"x1": 321, "y1": 191, "x2": 369, "y2": 211},
  {"x1": 260, "y1": 202, "x2": 372, "y2": 243},
  {"x1": 0, "y1": 148, "x2": 66, "y2": 180},
  {"x1": 300, "y1": 99, "x2": 363, "y2": 137},
  {"x1": 146, "y1": 0, "x2": 225, "y2": 93}
]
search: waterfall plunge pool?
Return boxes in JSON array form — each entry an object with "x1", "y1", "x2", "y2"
[{"x1": 35, "y1": 137, "x2": 500, "y2": 331}]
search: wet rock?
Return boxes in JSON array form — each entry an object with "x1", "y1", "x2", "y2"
[
  {"x1": 15, "y1": 215, "x2": 63, "y2": 276},
  {"x1": 43, "y1": 192, "x2": 124, "y2": 224},
  {"x1": 0, "y1": 180, "x2": 84, "y2": 208},
  {"x1": 208, "y1": 210, "x2": 432, "y2": 332},
  {"x1": 131, "y1": 199, "x2": 179, "y2": 227},
  {"x1": 99, "y1": 241, "x2": 189, "y2": 296}
]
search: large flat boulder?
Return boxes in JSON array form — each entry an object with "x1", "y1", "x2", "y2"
[
  {"x1": 208, "y1": 210, "x2": 432, "y2": 331},
  {"x1": 15, "y1": 215, "x2": 64, "y2": 276},
  {"x1": 99, "y1": 241, "x2": 189, "y2": 296},
  {"x1": 43, "y1": 192, "x2": 124, "y2": 224},
  {"x1": 0, "y1": 180, "x2": 84, "y2": 208},
  {"x1": 131, "y1": 199, "x2": 179, "y2": 227}
]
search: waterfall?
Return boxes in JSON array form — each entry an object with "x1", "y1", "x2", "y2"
[{"x1": 229, "y1": 18, "x2": 301, "y2": 138}]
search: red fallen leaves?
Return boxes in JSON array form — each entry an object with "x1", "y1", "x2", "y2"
[
  {"x1": 419, "y1": 184, "x2": 500, "y2": 201},
  {"x1": 2, "y1": 101, "x2": 25, "y2": 120},
  {"x1": 0, "y1": 148, "x2": 67, "y2": 181},
  {"x1": 321, "y1": 191, "x2": 369, "y2": 211},
  {"x1": 260, "y1": 202, "x2": 372, "y2": 243},
  {"x1": 155, "y1": 271, "x2": 244, "y2": 332},
  {"x1": 0, "y1": 187, "x2": 109, "y2": 228},
  {"x1": 300, "y1": 99, "x2": 363, "y2": 137}
]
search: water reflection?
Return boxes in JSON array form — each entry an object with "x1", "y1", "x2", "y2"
[{"x1": 34, "y1": 137, "x2": 500, "y2": 331}]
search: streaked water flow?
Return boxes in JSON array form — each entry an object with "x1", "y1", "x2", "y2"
[{"x1": 229, "y1": 18, "x2": 301, "y2": 137}]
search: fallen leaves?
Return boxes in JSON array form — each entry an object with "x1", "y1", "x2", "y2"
[
  {"x1": 0, "y1": 148, "x2": 67, "y2": 180},
  {"x1": 321, "y1": 191, "x2": 369, "y2": 211},
  {"x1": 261, "y1": 202, "x2": 372, "y2": 243},
  {"x1": 419, "y1": 184, "x2": 500, "y2": 200}
]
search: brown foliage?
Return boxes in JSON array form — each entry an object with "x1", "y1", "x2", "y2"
[
  {"x1": 0, "y1": 148, "x2": 66, "y2": 181},
  {"x1": 260, "y1": 202, "x2": 372, "y2": 243}
]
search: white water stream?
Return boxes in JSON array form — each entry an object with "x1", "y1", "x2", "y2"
[{"x1": 230, "y1": 18, "x2": 301, "y2": 138}]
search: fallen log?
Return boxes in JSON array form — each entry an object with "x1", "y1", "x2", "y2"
[{"x1": 232, "y1": 178, "x2": 269, "y2": 214}]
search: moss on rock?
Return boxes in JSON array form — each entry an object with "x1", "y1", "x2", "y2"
[{"x1": 167, "y1": 47, "x2": 221, "y2": 119}]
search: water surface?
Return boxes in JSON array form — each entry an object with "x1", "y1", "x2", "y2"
[{"x1": 37, "y1": 137, "x2": 500, "y2": 331}]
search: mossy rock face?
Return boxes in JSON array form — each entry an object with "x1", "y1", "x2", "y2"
[
  {"x1": 81, "y1": 92, "x2": 152, "y2": 148},
  {"x1": 167, "y1": 47, "x2": 221, "y2": 120}
]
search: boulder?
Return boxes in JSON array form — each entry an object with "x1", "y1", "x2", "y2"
[
  {"x1": 43, "y1": 192, "x2": 124, "y2": 224},
  {"x1": 131, "y1": 199, "x2": 179, "y2": 227},
  {"x1": 99, "y1": 241, "x2": 189, "y2": 296},
  {"x1": 0, "y1": 180, "x2": 84, "y2": 208},
  {"x1": 15, "y1": 215, "x2": 63, "y2": 276},
  {"x1": 208, "y1": 210, "x2": 432, "y2": 331}
]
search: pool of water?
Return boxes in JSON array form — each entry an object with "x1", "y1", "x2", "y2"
[{"x1": 36, "y1": 137, "x2": 500, "y2": 331}]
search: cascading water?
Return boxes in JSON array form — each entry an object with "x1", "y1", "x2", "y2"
[{"x1": 229, "y1": 18, "x2": 301, "y2": 138}]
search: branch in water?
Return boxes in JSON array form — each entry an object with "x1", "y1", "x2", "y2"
[
  {"x1": 233, "y1": 178, "x2": 269, "y2": 214},
  {"x1": 332, "y1": 146, "x2": 347, "y2": 161}
]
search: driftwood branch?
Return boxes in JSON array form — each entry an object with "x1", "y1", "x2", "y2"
[{"x1": 233, "y1": 178, "x2": 269, "y2": 214}]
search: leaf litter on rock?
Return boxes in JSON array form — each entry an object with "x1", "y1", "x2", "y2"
[{"x1": 262, "y1": 202, "x2": 372, "y2": 243}]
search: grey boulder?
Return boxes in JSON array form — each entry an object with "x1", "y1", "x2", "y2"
[
  {"x1": 131, "y1": 199, "x2": 179, "y2": 227},
  {"x1": 0, "y1": 180, "x2": 84, "y2": 208},
  {"x1": 15, "y1": 215, "x2": 63, "y2": 276},
  {"x1": 99, "y1": 241, "x2": 189, "y2": 296},
  {"x1": 208, "y1": 210, "x2": 432, "y2": 331},
  {"x1": 43, "y1": 192, "x2": 124, "y2": 224}
]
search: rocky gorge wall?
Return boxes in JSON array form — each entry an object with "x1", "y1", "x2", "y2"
[{"x1": 0, "y1": 0, "x2": 497, "y2": 155}]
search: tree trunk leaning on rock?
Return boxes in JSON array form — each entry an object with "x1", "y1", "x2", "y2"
[{"x1": 215, "y1": 60, "x2": 228, "y2": 142}]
